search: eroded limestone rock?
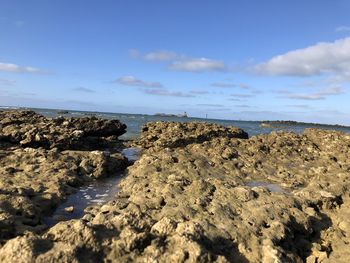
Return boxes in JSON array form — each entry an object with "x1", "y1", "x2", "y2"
[
  {"x1": 0, "y1": 110, "x2": 126, "y2": 150},
  {"x1": 0, "y1": 147, "x2": 127, "y2": 245},
  {"x1": 0, "y1": 110, "x2": 128, "y2": 246},
  {"x1": 1, "y1": 120, "x2": 350, "y2": 262},
  {"x1": 135, "y1": 121, "x2": 248, "y2": 149}
]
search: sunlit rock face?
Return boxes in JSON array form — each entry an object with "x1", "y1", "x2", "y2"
[
  {"x1": 0, "y1": 110, "x2": 128, "y2": 247},
  {"x1": 1, "y1": 118, "x2": 350, "y2": 263}
]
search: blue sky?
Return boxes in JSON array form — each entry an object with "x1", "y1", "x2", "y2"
[{"x1": 1, "y1": 1, "x2": 350, "y2": 124}]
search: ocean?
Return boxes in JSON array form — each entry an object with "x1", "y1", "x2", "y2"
[{"x1": 22, "y1": 107, "x2": 350, "y2": 139}]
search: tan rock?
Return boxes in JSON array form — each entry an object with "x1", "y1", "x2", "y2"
[{"x1": 64, "y1": 206, "x2": 74, "y2": 213}]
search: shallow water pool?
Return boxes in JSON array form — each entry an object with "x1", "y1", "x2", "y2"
[
  {"x1": 246, "y1": 181, "x2": 288, "y2": 194},
  {"x1": 42, "y1": 147, "x2": 141, "y2": 227}
]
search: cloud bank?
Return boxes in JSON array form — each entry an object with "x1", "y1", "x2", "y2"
[
  {"x1": 143, "y1": 88, "x2": 194, "y2": 97},
  {"x1": 144, "y1": 50, "x2": 178, "y2": 61},
  {"x1": 72, "y1": 87, "x2": 95, "y2": 93},
  {"x1": 286, "y1": 86, "x2": 344, "y2": 100},
  {"x1": 211, "y1": 82, "x2": 250, "y2": 89},
  {"x1": 0, "y1": 62, "x2": 44, "y2": 74},
  {"x1": 170, "y1": 58, "x2": 226, "y2": 72},
  {"x1": 130, "y1": 49, "x2": 227, "y2": 72},
  {"x1": 115, "y1": 75, "x2": 163, "y2": 88},
  {"x1": 255, "y1": 37, "x2": 350, "y2": 80},
  {"x1": 336, "y1": 26, "x2": 350, "y2": 32}
]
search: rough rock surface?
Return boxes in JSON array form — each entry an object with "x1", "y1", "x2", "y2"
[
  {"x1": 1, "y1": 121, "x2": 350, "y2": 263},
  {"x1": 135, "y1": 121, "x2": 248, "y2": 149},
  {"x1": 0, "y1": 110, "x2": 126, "y2": 150},
  {"x1": 0, "y1": 110, "x2": 128, "y2": 246}
]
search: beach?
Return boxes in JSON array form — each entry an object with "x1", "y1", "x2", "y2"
[{"x1": 0, "y1": 109, "x2": 350, "y2": 262}]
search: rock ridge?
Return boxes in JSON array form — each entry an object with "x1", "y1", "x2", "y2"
[
  {"x1": 1, "y1": 118, "x2": 350, "y2": 262},
  {"x1": 0, "y1": 110, "x2": 128, "y2": 246}
]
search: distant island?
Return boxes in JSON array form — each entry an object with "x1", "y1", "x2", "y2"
[
  {"x1": 260, "y1": 120, "x2": 350, "y2": 129},
  {"x1": 57, "y1": 110, "x2": 69, "y2": 114},
  {"x1": 153, "y1": 112, "x2": 188, "y2": 118}
]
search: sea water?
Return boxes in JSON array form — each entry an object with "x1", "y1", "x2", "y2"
[{"x1": 30, "y1": 107, "x2": 350, "y2": 140}]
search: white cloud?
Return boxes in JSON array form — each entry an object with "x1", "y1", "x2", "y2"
[
  {"x1": 0, "y1": 62, "x2": 44, "y2": 74},
  {"x1": 131, "y1": 49, "x2": 227, "y2": 72},
  {"x1": 190, "y1": 90, "x2": 210, "y2": 95},
  {"x1": 211, "y1": 82, "x2": 237, "y2": 88},
  {"x1": 336, "y1": 26, "x2": 350, "y2": 32},
  {"x1": 72, "y1": 87, "x2": 95, "y2": 93},
  {"x1": 144, "y1": 50, "x2": 178, "y2": 61},
  {"x1": 287, "y1": 105, "x2": 311, "y2": 109},
  {"x1": 235, "y1": 104, "x2": 252, "y2": 108},
  {"x1": 211, "y1": 82, "x2": 250, "y2": 89},
  {"x1": 230, "y1": 93, "x2": 255, "y2": 98},
  {"x1": 143, "y1": 88, "x2": 194, "y2": 97},
  {"x1": 170, "y1": 58, "x2": 226, "y2": 72},
  {"x1": 286, "y1": 86, "x2": 344, "y2": 100},
  {"x1": 204, "y1": 107, "x2": 232, "y2": 112},
  {"x1": 115, "y1": 75, "x2": 163, "y2": 88},
  {"x1": 197, "y1": 103, "x2": 224, "y2": 107},
  {"x1": 255, "y1": 37, "x2": 350, "y2": 79}
]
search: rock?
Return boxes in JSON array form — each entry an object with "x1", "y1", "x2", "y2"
[
  {"x1": 306, "y1": 255, "x2": 317, "y2": 263},
  {"x1": 0, "y1": 147, "x2": 128, "y2": 244},
  {"x1": 338, "y1": 220, "x2": 350, "y2": 232},
  {"x1": 0, "y1": 110, "x2": 129, "y2": 246},
  {"x1": 151, "y1": 217, "x2": 177, "y2": 236},
  {"x1": 0, "y1": 233, "x2": 52, "y2": 263},
  {"x1": 82, "y1": 214, "x2": 94, "y2": 222},
  {"x1": 1, "y1": 120, "x2": 350, "y2": 262},
  {"x1": 112, "y1": 124, "x2": 350, "y2": 262},
  {"x1": 100, "y1": 204, "x2": 112, "y2": 214},
  {"x1": 0, "y1": 110, "x2": 126, "y2": 150},
  {"x1": 134, "y1": 121, "x2": 248, "y2": 149},
  {"x1": 320, "y1": 190, "x2": 336, "y2": 198},
  {"x1": 64, "y1": 206, "x2": 74, "y2": 213}
]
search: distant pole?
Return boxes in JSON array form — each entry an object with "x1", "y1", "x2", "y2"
[{"x1": 206, "y1": 114, "x2": 208, "y2": 119}]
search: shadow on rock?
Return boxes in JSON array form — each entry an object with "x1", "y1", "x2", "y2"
[
  {"x1": 200, "y1": 235, "x2": 249, "y2": 263},
  {"x1": 280, "y1": 212, "x2": 333, "y2": 262}
]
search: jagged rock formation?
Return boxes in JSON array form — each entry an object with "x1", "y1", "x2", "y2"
[
  {"x1": 0, "y1": 110, "x2": 126, "y2": 150},
  {"x1": 0, "y1": 110, "x2": 128, "y2": 246},
  {"x1": 135, "y1": 121, "x2": 248, "y2": 149},
  {"x1": 1, "y1": 119, "x2": 350, "y2": 263}
]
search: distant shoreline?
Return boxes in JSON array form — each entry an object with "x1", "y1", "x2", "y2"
[
  {"x1": 1, "y1": 105, "x2": 349, "y2": 128},
  {"x1": 260, "y1": 120, "x2": 350, "y2": 129}
]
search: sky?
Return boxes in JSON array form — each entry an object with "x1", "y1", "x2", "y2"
[{"x1": 1, "y1": 0, "x2": 350, "y2": 125}]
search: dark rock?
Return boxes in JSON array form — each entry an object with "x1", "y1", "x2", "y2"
[{"x1": 0, "y1": 110, "x2": 126, "y2": 150}]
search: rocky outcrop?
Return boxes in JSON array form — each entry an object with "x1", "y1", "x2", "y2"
[
  {"x1": 0, "y1": 146, "x2": 127, "y2": 246},
  {"x1": 135, "y1": 121, "x2": 248, "y2": 149},
  {"x1": 0, "y1": 110, "x2": 128, "y2": 246},
  {"x1": 0, "y1": 110, "x2": 126, "y2": 150},
  {"x1": 1, "y1": 120, "x2": 350, "y2": 262}
]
